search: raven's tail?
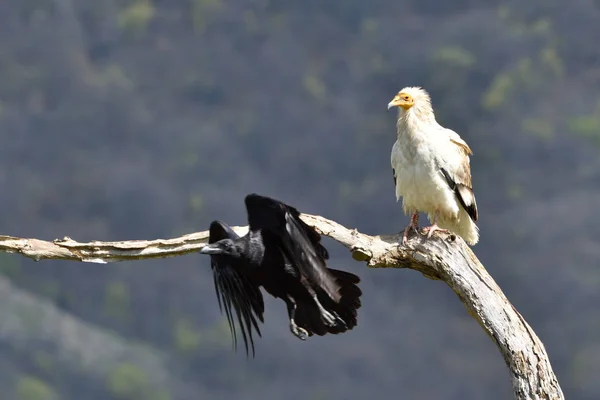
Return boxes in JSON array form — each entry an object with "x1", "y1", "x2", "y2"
[
  {"x1": 326, "y1": 268, "x2": 362, "y2": 331},
  {"x1": 292, "y1": 269, "x2": 362, "y2": 337}
]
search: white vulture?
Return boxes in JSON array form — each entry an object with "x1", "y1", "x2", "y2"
[{"x1": 387, "y1": 86, "x2": 479, "y2": 245}]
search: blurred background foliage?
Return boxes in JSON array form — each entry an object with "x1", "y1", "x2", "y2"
[{"x1": 0, "y1": 0, "x2": 600, "y2": 399}]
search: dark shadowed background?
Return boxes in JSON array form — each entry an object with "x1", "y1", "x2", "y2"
[{"x1": 0, "y1": 0, "x2": 599, "y2": 399}]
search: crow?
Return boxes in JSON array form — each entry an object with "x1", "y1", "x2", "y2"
[{"x1": 199, "y1": 193, "x2": 362, "y2": 356}]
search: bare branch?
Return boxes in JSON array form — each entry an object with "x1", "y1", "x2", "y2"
[{"x1": 0, "y1": 214, "x2": 564, "y2": 399}]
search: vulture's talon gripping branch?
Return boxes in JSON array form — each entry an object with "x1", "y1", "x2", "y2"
[
  {"x1": 422, "y1": 211, "x2": 450, "y2": 238},
  {"x1": 402, "y1": 212, "x2": 419, "y2": 244},
  {"x1": 422, "y1": 224, "x2": 450, "y2": 239}
]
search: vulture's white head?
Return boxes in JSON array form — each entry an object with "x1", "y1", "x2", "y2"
[{"x1": 387, "y1": 86, "x2": 435, "y2": 122}]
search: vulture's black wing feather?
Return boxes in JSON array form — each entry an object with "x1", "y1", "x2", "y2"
[
  {"x1": 244, "y1": 194, "x2": 342, "y2": 302},
  {"x1": 208, "y1": 221, "x2": 265, "y2": 357}
]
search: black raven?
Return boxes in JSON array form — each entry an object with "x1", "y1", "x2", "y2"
[{"x1": 199, "y1": 193, "x2": 362, "y2": 356}]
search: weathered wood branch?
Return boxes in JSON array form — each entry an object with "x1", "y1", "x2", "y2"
[{"x1": 0, "y1": 214, "x2": 563, "y2": 399}]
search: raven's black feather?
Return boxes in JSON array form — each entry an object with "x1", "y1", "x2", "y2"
[
  {"x1": 207, "y1": 221, "x2": 264, "y2": 357},
  {"x1": 200, "y1": 195, "x2": 363, "y2": 356}
]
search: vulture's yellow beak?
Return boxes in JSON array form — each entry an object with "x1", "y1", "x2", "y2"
[{"x1": 387, "y1": 93, "x2": 414, "y2": 110}]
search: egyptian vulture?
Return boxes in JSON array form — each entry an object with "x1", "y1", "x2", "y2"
[
  {"x1": 199, "y1": 193, "x2": 363, "y2": 356},
  {"x1": 387, "y1": 87, "x2": 479, "y2": 245}
]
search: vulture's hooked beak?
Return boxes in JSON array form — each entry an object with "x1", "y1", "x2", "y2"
[
  {"x1": 387, "y1": 99, "x2": 400, "y2": 110},
  {"x1": 199, "y1": 244, "x2": 222, "y2": 255}
]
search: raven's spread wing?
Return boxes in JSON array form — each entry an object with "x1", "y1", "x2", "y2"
[
  {"x1": 244, "y1": 194, "x2": 344, "y2": 303},
  {"x1": 208, "y1": 221, "x2": 265, "y2": 356}
]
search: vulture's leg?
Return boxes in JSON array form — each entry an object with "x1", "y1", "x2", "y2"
[
  {"x1": 423, "y1": 210, "x2": 450, "y2": 238},
  {"x1": 402, "y1": 211, "x2": 419, "y2": 244},
  {"x1": 285, "y1": 296, "x2": 308, "y2": 340}
]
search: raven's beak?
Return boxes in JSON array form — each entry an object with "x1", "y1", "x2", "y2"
[{"x1": 199, "y1": 244, "x2": 222, "y2": 255}]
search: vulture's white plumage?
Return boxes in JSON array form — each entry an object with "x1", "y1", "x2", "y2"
[{"x1": 388, "y1": 87, "x2": 479, "y2": 245}]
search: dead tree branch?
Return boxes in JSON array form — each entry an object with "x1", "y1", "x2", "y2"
[{"x1": 0, "y1": 214, "x2": 563, "y2": 399}]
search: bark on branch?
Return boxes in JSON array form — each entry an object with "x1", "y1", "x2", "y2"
[{"x1": 0, "y1": 215, "x2": 564, "y2": 399}]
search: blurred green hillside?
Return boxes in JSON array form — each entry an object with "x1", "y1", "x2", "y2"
[{"x1": 0, "y1": 0, "x2": 600, "y2": 399}]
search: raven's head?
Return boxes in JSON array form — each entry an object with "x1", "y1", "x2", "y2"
[{"x1": 200, "y1": 239, "x2": 242, "y2": 257}]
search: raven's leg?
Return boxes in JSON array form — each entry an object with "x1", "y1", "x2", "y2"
[
  {"x1": 285, "y1": 296, "x2": 308, "y2": 340},
  {"x1": 422, "y1": 210, "x2": 450, "y2": 238},
  {"x1": 310, "y1": 293, "x2": 346, "y2": 328},
  {"x1": 402, "y1": 211, "x2": 419, "y2": 244},
  {"x1": 301, "y1": 283, "x2": 341, "y2": 327},
  {"x1": 299, "y1": 277, "x2": 345, "y2": 328}
]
